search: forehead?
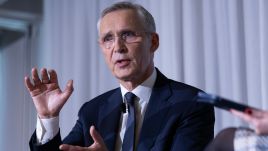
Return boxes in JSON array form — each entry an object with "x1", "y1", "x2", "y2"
[{"x1": 99, "y1": 9, "x2": 145, "y2": 35}]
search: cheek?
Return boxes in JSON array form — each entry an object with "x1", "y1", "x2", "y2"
[
  {"x1": 131, "y1": 51, "x2": 150, "y2": 71},
  {"x1": 137, "y1": 45, "x2": 152, "y2": 64},
  {"x1": 142, "y1": 52, "x2": 152, "y2": 65},
  {"x1": 102, "y1": 49, "x2": 113, "y2": 66}
]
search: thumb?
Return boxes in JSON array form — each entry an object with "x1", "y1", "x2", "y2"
[
  {"x1": 59, "y1": 144, "x2": 70, "y2": 150},
  {"x1": 90, "y1": 125, "x2": 105, "y2": 145},
  {"x1": 88, "y1": 126, "x2": 108, "y2": 151},
  {"x1": 59, "y1": 144, "x2": 84, "y2": 151},
  {"x1": 61, "y1": 80, "x2": 74, "y2": 101}
]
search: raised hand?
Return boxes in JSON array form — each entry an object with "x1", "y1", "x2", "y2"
[
  {"x1": 231, "y1": 109, "x2": 268, "y2": 135},
  {"x1": 59, "y1": 126, "x2": 108, "y2": 151},
  {"x1": 25, "y1": 68, "x2": 74, "y2": 118}
]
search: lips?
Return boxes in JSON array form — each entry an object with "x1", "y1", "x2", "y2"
[{"x1": 115, "y1": 59, "x2": 131, "y2": 68}]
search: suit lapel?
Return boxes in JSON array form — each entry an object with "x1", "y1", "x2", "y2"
[
  {"x1": 137, "y1": 70, "x2": 172, "y2": 149},
  {"x1": 98, "y1": 89, "x2": 122, "y2": 150},
  {"x1": 97, "y1": 69, "x2": 172, "y2": 150}
]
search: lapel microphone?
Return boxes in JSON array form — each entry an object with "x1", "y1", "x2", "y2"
[{"x1": 121, "y1": 103, "x2": 128, "y2": 113}]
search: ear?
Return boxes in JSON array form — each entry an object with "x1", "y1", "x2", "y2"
[{"x1": 150, "y1": 33, "x2": 159, "y2": 52}]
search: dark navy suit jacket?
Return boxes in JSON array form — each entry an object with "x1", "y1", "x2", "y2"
[{"x1": 29, "y1": 69, "x2": 215, "y2": 151}]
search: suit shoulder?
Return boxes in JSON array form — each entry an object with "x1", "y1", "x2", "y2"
[
  {"x1": 168, "y1": 79, "x2": 203, "y2": 94},
  {"x1": 78, "y1": 88, "x2": 120, "y2": 113},
  {"x1": 91, "y1": 87, "x2": 120, "y2": 102},
  {"x1": 167, "y1": 79, "x2": 214, "y2": 113},
  {"x1": 156, "y1": 68, "x2": 202, "y2": 93}
]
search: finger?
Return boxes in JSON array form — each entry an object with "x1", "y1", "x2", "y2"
[
  {"x1": 59, "y1": 144, "x2": 86, "y2": 151},
  {"x1": 48, "y1": 69, "x2": 59, "y2": 84},
  {"x1": 61, "y1": 80, "x2": 74, "y2": 101},
  {"x1": 230, "y1": 109, "x2": 253, "y2": 123},
  {"x1": 60, "y1": 144, "x2": 73, "y2": 150},
  {"x1": 31, "y1": 68, "x2": 42, "y2": 86},
  {"x1": 250, "y1": 109, "x2": 264, "y2": 118},
  {"x1": 40, "y1": 68, "x2": 50, "y2": 84},
  {"x1": 59, "y1": 144, "x2": 72, "y2": 150},
  {"x1": 89, "y1": 125, "x2": 105, "y2": 146},
  {"x1": 24, "y1": 76, "x2": 34, "y2": 91}
]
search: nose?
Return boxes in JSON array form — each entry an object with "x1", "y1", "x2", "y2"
[{"x1": 113, "y1": 36, "x2": 126, "y2": 53}]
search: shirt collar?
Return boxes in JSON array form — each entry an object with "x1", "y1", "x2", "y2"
[{"x1": 120, "y1": 68, "x2": 157, "y2": 103}]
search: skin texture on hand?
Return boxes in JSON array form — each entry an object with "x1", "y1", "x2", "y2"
[
  {"x1": 24, "y1": 68, "x2": 74, "y2": 118},
  {"x1": 231, "y1": 109, "x2": 268, "y2": 135},
  {"x1": 59, "y1": 126, "x2": 108, "y2": 151}
]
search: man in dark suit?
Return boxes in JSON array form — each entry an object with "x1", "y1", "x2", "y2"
[{"x1": 25, "y1": 2, "x2": 214, "y2": 151}]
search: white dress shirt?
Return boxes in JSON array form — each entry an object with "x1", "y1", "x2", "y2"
[
  {"x1": 36, "y1": 68, "x2": 157, "y2": 148},
  {"x1": 116, "y1": 69, "x2": 156, "y2": 150}
]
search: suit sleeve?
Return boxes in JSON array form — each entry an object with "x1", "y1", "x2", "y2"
[
  {"x1": 62, "y1": 102, "x2": 96, "y2": 146},
  {"x1": 29, "y1": 103, "x2": 89, "y2": 150},
  {"x1": 62, "y1": 116, "x2": 86, "y2": 145},
  {"x1": 29, "y1": 130, "x2": 62, "y2": 151},
  {"x1": 170, "y1": 102, "x2": 215, "y2": 151}
]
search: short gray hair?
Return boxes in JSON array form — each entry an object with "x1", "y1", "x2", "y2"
[{"x1": 97, "y1": 2, "x2": 156, "y2": 33}]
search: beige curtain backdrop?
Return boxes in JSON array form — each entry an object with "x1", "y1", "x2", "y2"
[{"x1": 0, "y1": 0, "x2": 267, "y2": 150}]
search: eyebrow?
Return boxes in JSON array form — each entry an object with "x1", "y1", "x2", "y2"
[
  {"x1": 100, "y1": 31, "x2": 112, "y2": 37},
  {"x1": 101, "y1": 29, "x2": 137, "y2": 36}
]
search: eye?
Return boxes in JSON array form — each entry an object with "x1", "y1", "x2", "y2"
[
  {"x1": 102, "y1": 34, "x2": 114, "y2": 42},
  {"x1": 121, "y1": 31, "x2": 136, "y2": 39}
]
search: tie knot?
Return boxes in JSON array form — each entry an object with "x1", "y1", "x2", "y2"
[{"x1": 124, "y1": 92, "x2": 136, "y2": 105}]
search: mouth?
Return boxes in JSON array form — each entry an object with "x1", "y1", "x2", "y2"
[{"x1": 115, "y1": 59, "x2": 131, "y2": 68}]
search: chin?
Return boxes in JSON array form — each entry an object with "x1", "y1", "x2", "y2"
[
  {"x1": 115, "y1": 73, "x2": 132, "y2": 81},
  {"x1": 114, "y1": 70, "x2": 135, "y2": 81}
]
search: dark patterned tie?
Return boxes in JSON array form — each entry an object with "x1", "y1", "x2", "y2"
[{"x1": 122, "y1": 92, "x2": 137, "y2": 151}]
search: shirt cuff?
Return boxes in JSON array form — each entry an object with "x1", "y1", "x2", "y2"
[{"x1": 36, "y1": 116, "x2": 60, "y2": 144}]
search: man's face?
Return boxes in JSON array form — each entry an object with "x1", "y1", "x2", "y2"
[{"x1": 99, "y1": 9, "x2": 158, "y2": 84}]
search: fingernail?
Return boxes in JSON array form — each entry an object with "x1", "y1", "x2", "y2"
[{"x1": 245, "y1": 108, "x2": 252, "y2": 115}]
